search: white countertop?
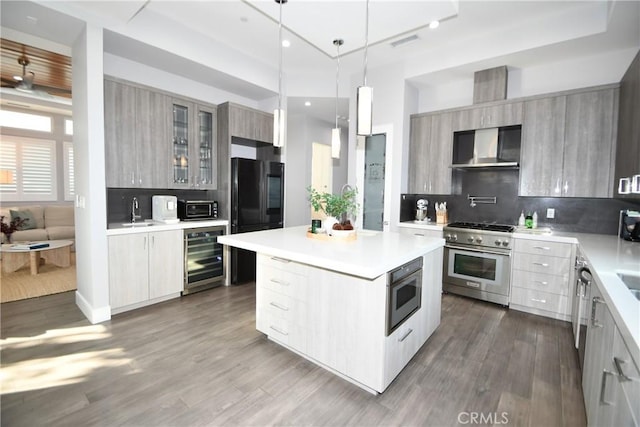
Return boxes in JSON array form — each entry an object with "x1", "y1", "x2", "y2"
[
  {"x1": 397, "y1": 221, "x2": 444, "y2": 231},
  {"x1": 218, "y1": 225, "x2": 444, "y2": 280},
  {"x1": 106, "y1": 219, "x2": 229, "y2": 236}
]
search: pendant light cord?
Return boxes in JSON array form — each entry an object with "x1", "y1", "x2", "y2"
[
  {"x1": 278, "y1": 0, "x2": 283, "y2": 112},
  {"x1": 335, "y1": 41, "x2": 341, "y2": 129},
  {"x1": 363, "y1": 0, "x2": 369, "y2": 86}
]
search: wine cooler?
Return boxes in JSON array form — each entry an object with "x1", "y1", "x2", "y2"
[{"x1": 183, "y1": 226, "x2": 225, "y2": 295}]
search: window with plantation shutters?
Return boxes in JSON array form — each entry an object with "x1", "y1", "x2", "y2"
[
  {"x1": 64, "y1": 141, "x2": 74, "y2": 201},
  {"x1": 0, "y1": 136, "x2": 57, "y2": 201}
]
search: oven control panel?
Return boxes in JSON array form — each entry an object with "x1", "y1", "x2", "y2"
[{"x1": 445, "y1": 230, "x2": 512, "y2": 249}]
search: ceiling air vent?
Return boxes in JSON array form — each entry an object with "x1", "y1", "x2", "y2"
[{"x1": 390, "y1": 34, "x2": 419, "y2": 48}]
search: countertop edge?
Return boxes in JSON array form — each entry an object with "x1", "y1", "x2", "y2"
[{"x1": 106, "y1": 219, "x2": 229, "y2": 235}]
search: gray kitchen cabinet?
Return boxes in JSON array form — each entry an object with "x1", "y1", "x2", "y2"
[
  {"x1": 614, "y1": 51, "x2": 640, "y2": 199},
  {"x1": 108, "y1": 230, "x2": 183, "y2": 314},
  {"x1": 408, "y1": 112, "x2": 453, "y2": 194},
  {"x1": 453, "y1": 101, "x2": 523, "y2": 131},
  {"x1": 104, "y1": 78, "x2": 168, "y2": 188},
  {"x1": 564, "y1": 88, "x2": 618, "y2": 198},
  {"x1": 228, "y1": 103, "x2": 273, "y2": 144},
  {"x1": 104, "y1": 79, "x2": 137, "y2": 188},
  {"x1": 473, "y1": 66, "x2": 508, "y2": 104},
  {"x1": 519, "y1": 86, "x2": 618, "y2": 197},
  {"x1": 519, "y1": 96, "x2": 567, "y2": 196},
  {"x1": 169, "y1": 99, "x2": 217, "y2": 190}
]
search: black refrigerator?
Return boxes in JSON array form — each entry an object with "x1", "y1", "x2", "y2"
[{"x1": 231, "y1": 158, "x2": 284, "y2": 284}]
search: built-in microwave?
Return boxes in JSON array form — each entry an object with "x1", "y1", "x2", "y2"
[{"x1": 178, "y1": 200, "x2": 218, "y2": 220}]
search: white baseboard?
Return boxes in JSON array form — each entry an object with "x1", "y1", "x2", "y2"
[{"x1": 75, "y1": 290, "x2": 111, "y2": 324}]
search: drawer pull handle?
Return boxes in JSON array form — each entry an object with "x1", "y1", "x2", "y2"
[
  {"x1": 614, "y1": 357, "x2": 634, "y2": 382},
  {"x1": 533, "y1": 246, "x2": 551, "y2": 251},
  {"x1": 414, "y1": 233, "x2": 425, "y2": 237},
  {"x1": 600, "y1": 370, "x2": 615, "y2": 405},
  {"x1": 591, "y1": 296, "x2": 605, "y2": 328},
  {"x1": 399, "y1": 328, "x2": 414, "y2": 343},
  {"x1": 533, "y1": 262, "x2": 549, "y2": 267},
  {"x1": 269, "y1": 325, "x2": 288, "y2": 336},
  {"x1": 269, "y1": 302, "x2": 289, "y2": 311},
  {"x1": 270, "y1": 279, "x2": 289, "y2": 286},
  {"x1": 534, "y1": 280, "x2": 549, "y2": 285},
  {"x1": 271, "y1": 257, "x2": 291, "y2": 263},
  {"x1": 531, "y1": 298, "x2": 547, "y2": 304}
]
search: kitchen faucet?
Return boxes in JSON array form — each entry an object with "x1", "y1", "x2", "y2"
[{"x1": 131, "y1": 197, "x2": 141, "y2": 223}]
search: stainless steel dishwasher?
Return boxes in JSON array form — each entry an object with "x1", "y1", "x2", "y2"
[{"x1": 183, "y1": 226, "x2": 226, "y2": 295}]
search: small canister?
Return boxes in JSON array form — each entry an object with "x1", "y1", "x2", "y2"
[{"x1": 311, "y1": 219, "x2": 321, "y2": 234}]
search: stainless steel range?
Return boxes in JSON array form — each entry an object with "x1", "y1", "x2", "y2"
[{"x1": 443, "y1": 222, "x2": 514, "y2": 306}]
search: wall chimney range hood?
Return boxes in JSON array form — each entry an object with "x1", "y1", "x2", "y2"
[{"x1": 451, "y1": 126, "x2": 521, "y2": 169}]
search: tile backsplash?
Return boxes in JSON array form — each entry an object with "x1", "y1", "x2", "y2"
[{"x1": 401, "y1": 170, "x2": 640, "y2": 235}]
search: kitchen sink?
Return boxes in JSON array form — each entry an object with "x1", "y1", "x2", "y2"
[
  {"x1": 617, "y1": 271, "x2": 640, "y2": 301},
  {"x1": 121, "y1": 222, "x2": 151, "y2": 227}
]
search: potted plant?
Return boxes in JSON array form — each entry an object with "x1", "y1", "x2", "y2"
[{"x1": 307, "y1": 186, "x2": 359, "y2": 235}]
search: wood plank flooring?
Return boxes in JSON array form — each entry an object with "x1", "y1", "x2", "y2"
[{"x1": 1, "y1": 284, "x2": 586, "y2": 426}]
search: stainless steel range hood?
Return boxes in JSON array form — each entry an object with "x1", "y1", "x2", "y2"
[{"x1": 451, "y1": 127, "x2": 519, "y2": 169}]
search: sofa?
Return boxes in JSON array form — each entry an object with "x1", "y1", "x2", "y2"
[{"x1": 0, "y1": 204, "x2": 75, "y2": 247}]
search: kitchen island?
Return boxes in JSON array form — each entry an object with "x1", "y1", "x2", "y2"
[{"x1": 218, "y1": 226, "x2": 444, "y2": 394}]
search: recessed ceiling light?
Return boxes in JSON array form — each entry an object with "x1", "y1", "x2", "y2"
[
  {"x1": 429, "y1": 20, "x2": 440, "y2": 29},
  {"x1": 13, "y1": 75, "x2": 23, "y2": 81},
  {"x1": 282, "y1": 40, "x2": 291, "y2": 48},
  {"x1": 305, "y1": 101, "x2": 311, "y2": 106}
]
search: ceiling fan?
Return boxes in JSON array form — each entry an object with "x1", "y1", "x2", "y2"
[{"x1": 1, "y1": 55, "x2": 71, "y2": 97}]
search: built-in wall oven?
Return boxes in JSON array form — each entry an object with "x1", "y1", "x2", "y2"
[
  {"x1": 443, "y1": 222, "x2": 514, "y2": 306},
  {"x1": 183, "y1": 226, "x2": 225, "y2": 295},
  {"x1": 387, "y1": 256, "x2": 423, "y2": 335}
]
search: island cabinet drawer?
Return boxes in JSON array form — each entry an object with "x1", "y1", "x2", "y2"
[
  {"x1": 511, "y1": 269, "x2": 570, "y2": 296},
  {"x1": 514, "y1": 239, "x2": 573, "y2": 258},
  {"x1": 398, "y1": 227, "x2": 443, "y2": 239},
  {"x1": 256, "y1": 288, "x2": 307, "y2": 352},
  {"x1": 510, "y1": 286, "x2": 570, "y2": 315},
  {"x1": 383, "y1": 311, "x2": 421, "y2": 388},
  {"x1": 612, "y1": 328, "x2": 640, "y2": 424},
  {"x1": 512, "y1": 253, "x2": 571, "y2": 277}
]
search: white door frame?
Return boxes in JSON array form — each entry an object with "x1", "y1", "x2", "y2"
[{"x1": 355, "y1": 124, "x2": 393, "y2": 232}]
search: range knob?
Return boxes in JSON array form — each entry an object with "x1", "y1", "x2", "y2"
[
  {"x1": 502, "y1": 240, "x2": 509, "y2": 247},
  {"x1": 451, "y1": 234, "x2": 458, "y2": 242},
  {"x1": 476, "y1": 237, "x2": 483, "y2": 244},
  {"x1": 494, "y1": 239, "x2": 502, "y2": 246},
  {"x1": 467, "y1": 236, "x2": 475, "y2": 243}
]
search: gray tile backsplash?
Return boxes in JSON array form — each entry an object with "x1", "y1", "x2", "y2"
[{"x1": 401, "y1": 170, "x2": 640, "y2": 235}]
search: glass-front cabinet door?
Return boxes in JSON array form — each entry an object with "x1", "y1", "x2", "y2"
[
  {"x1": 171, "y1": 102, "x2": 190, "y2": 188},
  {"x1": 170, "y1": 100, "x2": 216, "y2": 189},
  {"x1": 196, "y1": 106, "x2": 216, "y2": 189}
]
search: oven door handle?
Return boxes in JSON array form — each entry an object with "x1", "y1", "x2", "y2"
[{"x1": 445, "y1": 244, "x2": 511, "y2": 257}]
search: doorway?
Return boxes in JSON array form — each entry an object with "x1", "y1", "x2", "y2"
[{"x1": 310, "y1": 142, "x2": 332, "y2": 220}]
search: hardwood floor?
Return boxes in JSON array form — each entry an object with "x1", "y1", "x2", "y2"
[{"x1": 1, "y1": 284, "x2": 586, "y2": 426}]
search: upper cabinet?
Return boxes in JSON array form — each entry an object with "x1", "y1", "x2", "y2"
[
  {"x1": 408, "y1": 112, "x2": 453, "y2": 194},
  {"x1": 614, "y1": 51, "x2": 640, "y2": 199},
  {"x1": 228, "y1": 104, "x2": 273, "y2": 144},
  {"x1": 169, "y1": 99, "x2": 217, "y2": 190},
  {"x1": 519, "y1": 86, "x2": 618, "y2": 197},
  {"x1": 104, "y1": 79, "x2": 168, "y2": 188},
  {"x1": 104, "y1": 77, "x2": 217, "y2": 190},
  {"x1": 453, "y1": 102, "x2": 523, "y2": 131}
]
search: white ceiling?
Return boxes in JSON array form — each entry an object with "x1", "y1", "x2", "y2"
[{"x1": 1, "y1": 0, "x2": 639, "y2": 123}]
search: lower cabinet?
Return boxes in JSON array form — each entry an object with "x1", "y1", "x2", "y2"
[
  {"x1": 583, "y1": 283, "x2": 640, "y2": 426},
  {"x1": 108, "y1": 230, "x2": 183, "y2": 313},
  {"x1": 398, "y1": 226, "x2": 443, "y2": 239},
  {"x1": 510, "y1": 238, "x2": 575, "y2": 320}
]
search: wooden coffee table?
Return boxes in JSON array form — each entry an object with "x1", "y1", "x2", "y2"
[{"x1": 1, "y1": 240, "x2": 73, "y2": 275}]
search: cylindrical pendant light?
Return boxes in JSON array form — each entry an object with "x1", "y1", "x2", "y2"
[
  {"x1": 332, "y1": 38, "x2": 344, "y2": 159},
  {"x1": 357, "y1": 0, "x2": 373, "y2": 136},
  {"x1": 273, "y1": 0, "x2": 287, "y2": 148}
]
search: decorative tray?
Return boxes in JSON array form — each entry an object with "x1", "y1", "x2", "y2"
[{"x1": 306, "y1": 229, "x2": 357, "y2": 241}]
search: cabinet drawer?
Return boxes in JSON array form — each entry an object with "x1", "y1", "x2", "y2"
[
  {"x1": 513, "y1": 252, "x2": 571, "y2": 277},
  {"x1": 258, "y1": 288, "x2": 307, "y2": 352},
  {"x1": 514, "y1": 239, "x2": 573, "y2": 258},
  {"x1": 398, "y1": 227, "x2": 443, "y2": 238},
  {"x1": 383, "y1": 311, "x2": 421, "y2": 388},
  {"x1": 613, "y1": 328, "x2": 640, "y2": 424},
  {"x1": 510, "y1": 286, "x2": 570, "y2": 315},
  {"x1": 259, "y1": 265, "x2": 307, "y2": 301},
  {"x1": 512, "y1": 269, "x2": 570, "y2": 296}
]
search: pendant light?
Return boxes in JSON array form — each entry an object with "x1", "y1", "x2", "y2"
[
  {"x1": 273, "y1": 0, "x2": 287, "y2": 148},
  {"x1": 357, "y1": 0, "x2": 373, "y2": 136},
  {"x1": 332, "y1": 38, "x2": 344, "y2": 159}
]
